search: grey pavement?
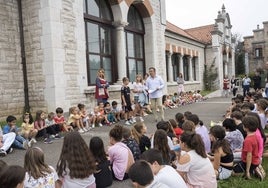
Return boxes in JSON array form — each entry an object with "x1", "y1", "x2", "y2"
[{"x1": 1, "y1": 96, "x2": 232, "y2": 187}]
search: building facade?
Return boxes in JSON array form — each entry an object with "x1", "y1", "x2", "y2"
[
  {"x1": 244, "y1": 21, "x2": 268, "y2": 74},
  {"x1": 0, "y1": 0, "x2": 235, "y2": 120}
]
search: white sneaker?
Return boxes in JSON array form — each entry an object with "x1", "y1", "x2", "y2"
[
  {"x1": 78, "y1": 129, "x2": 84, "y2": 134},
  {"x1": 99, "y1": 123, "x2": 103, "y2": 127},
  {"x1": 92, "y1": 124, "x2": 95, "y2": 128},
  {"x1": 132, "y1": 118, "x2": 136, "y2": 123},
  {"x1": 125, "y1": 120, "x2": 131, "y2": 125},
  {"x1": 28, "y1": 140, "x2": 33, "y2": 148},
  {"x1": 31, "y1": 138, "x2": 37, "y2": 143},
  {"x1": 140, "y1": 117, "x2": 144, "y2": 122},
  {"x1": 83, "y1": 128, "x2": 88, "y2": 132}
]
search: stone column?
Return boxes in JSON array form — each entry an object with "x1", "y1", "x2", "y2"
[
  {"x1": 113, "y1": 21, "x2": 128, "y2": 83},
  {"x1": 179, "y1": 54, "x2": 184, "y2": 75},
  {"x1": 167, "y1": 52, "x2": 173, "y2": 82},
  {"x1": 188, "y1": 56, "x2": 193, "y2": 81}
]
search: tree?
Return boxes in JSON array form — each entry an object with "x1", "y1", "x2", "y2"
[
  {"x1": 232, "y1": 33, "x2": 245, "y2": 75},
  {"x1": 203, "y1": 57, "x2": 218, "y2": 91}
]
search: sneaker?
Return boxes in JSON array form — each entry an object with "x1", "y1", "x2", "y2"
[
  {"x1": 6, "y1": 147, "x2": 13, "y2": 154},
  {"x1": 255, "y1": 164, "x2": 266, "y2": 181},
  {"x1": 23, "y1": 141, "x2": 29, "y2": 150},
  {"x1": 31, "y1": 138, "x2": 37, "y2": 143},
  {"x1": 132, "y1": 118, "x2": 136, "y2": 123},
  {"x1": 125, "y1": 120, "x2": 131, "y2": 126},
  {"x1": 91, "y1": 124, "x2": 95, "y2": 128},
  {"x1": 129, "y1": 119, "x2": 134, "y2": 124},
  {"x1": 55, "y1": 134, "x2": 61, "y2": 139},
  {"x1": 83, "y1": 128, "x2": 88, "y2": 132},
  {"x1": 50, "y1": 135, "x2": 55, "y2": 139},
  {"x1": 28, "y1": 140, "x2": 33, "y2": 148},
  {"x1": 0, "y1": 149, "x2": 7, "y2": 157},
  {"x1": 140, "y1": 117, "x2": 144, "y2": 122},
  {"x1": 78, "y1": 129, "x2": 85, "y2": 134},
  {"x1": 99, "y1": 123, "x2": 103, "y2": 127},
  {"x1": 44, "y1": 138, "x2": 53, "y2": 144}
]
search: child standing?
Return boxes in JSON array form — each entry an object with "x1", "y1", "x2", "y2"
[
  {"x1": 34, "y1": 110, "x2": 53, "y2": 144},
  {"x1": 57, "y1": 132, "x2": 96, "y2": 187},
  {"x1": 132, "y1": 74, "x2": 147, "y2": 122},
  {"x1": 121, "y1": 77, "x2": 135, "y2": 125},
  {"x1": 3, "y1": 115, "x2": 28, "y2": 150},
  {"x1": 67, "y1": 106, "x2": 87, "y2": 133},
  {"x1": 21, "y1": 113, "x2": 38, "y2": 147},
  {"x1": 24, "y1": 147, "x2": 59, "y2": 187}
]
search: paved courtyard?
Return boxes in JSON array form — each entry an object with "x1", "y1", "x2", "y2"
[{"x1": 1, "y1": 96, "x2": 231, "y2": 187}]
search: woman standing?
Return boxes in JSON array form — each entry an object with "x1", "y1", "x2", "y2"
[
  {"x1": 95, "y1": 68, "x2": 109, "y2": 104},
  {"x1": 176, "y1": 73, "x2": 185, "y2": 95}
]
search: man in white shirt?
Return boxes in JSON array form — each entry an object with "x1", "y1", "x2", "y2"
[
  {"x1": 145, "y1": 67, "x2": 165, "y2": 122},
  {"x1": 141, "y1": 149, "x2": 187, "y2": 188}
]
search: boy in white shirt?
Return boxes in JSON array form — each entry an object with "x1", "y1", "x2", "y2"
[{"x1": 141, "y1": 149, "x2": 187, "y2": 188}]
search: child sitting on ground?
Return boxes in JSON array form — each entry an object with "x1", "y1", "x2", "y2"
[
  {"x1": 34, "y1": 110, "x2": 53, "y2": 144},
  {"x1": 98, "y1": 102, "x2": 110, "y2": 126},
  {"x1": 91, "y1": 106, "x2": 104, "y2": 128},
  {"x1": 21, "y1": 113, "x2": 38, "y2": 147},
  {"x1": 54, "y1": 107, "x2": 73, "y2": 132},
  {"x1": 78, "y1": 103, "x2": 92, "y2": 129},
  {"x1": 104, "y1": 102, "x2": 116, "y2": 124},
  {"x1": 111, "y1": 101, "x2": 123, "y2": 121},
  {"x1": 45, "y1": 112, "x2": 61, "y2": 139},
  {"x1": 3, "y1": 115, "x2": 28, "y2": 150},
  {"x1": 67, "y1": 106, "x2": 87, "y2": 133}
]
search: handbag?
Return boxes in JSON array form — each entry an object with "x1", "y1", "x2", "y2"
[{"x1": 98, "y1": 88, "x2": 105, "y2": 95}]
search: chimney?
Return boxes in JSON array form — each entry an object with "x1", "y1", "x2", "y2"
[{"x1": 257, "y1": 24, "x2": 259, "y2": 29}]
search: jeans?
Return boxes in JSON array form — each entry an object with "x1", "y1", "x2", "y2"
[{"x1": 12, "y1": 135, "x2": 26, "y2": 149}]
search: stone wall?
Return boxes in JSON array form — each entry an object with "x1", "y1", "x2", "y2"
[{"x1": 0, "y1": 1, "x2": 24, "y2": 120}]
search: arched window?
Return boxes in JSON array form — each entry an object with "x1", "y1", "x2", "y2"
[
  {"x1": 125, "y1": 6, "x2": 145, "y2": 81},
  {"x1": 84, "y1": 0, "x2": 114, "y2": 85}
]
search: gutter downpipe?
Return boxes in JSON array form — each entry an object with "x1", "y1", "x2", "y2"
[{"x1": 17, "y1": 0, "x2": 30, "y2": 113}]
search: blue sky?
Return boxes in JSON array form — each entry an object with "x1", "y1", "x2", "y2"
[{"x1": 165, "y1": 0, "x2": 268, "y2": 39}]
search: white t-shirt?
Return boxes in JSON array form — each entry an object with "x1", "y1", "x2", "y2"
[
  {"x1": 155, "y1": 165, "x2": 187, "y2": 188},
  {"x1": 61, "y1": 173, "x2": 95, "y2": 188},
  {"x1": 176, "y1": 150, "x2": 217, "y2": 188},
  {"x1": 24, "y1": 166, "x2": 58, "y2": 188},
  {"x1": 146, "y1": 179, "x2": 169, "y2": 188},
  {"x1": 151, "y1": 135, "x2": 174, "y2": 150}
]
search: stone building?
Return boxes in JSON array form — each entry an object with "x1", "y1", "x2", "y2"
[
  {"x1": 0, "y1": 0, "x2": 235, "y2": 120},
  {"x1": 244, "y1": 21, "x2": 268, "y2": 74}
]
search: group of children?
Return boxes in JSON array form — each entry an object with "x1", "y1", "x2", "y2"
[{"x1": 162, "y1": 90, "x2": 205, "y2": 109}]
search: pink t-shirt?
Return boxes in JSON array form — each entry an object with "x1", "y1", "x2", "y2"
[
  {"x1": 108, "y1": 142, "x2": 131, "y2": 180},
  {"x1": 255, "y1": 129, "x2": 264, "y2": 159}
]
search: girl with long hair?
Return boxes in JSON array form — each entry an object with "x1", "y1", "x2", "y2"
[
  {"x1": 89, "y1": 136, "x2": 113, "y2": 188},
  {"x1": 131, "y1": 122, "x2": 151, "y2": 153},
  {"x1": 209, "y1": 125, "x2": 233, "y2": 180},
  {"x1": 56, "y1": 132, "x2": 96, "y2": 188},
  {"x1": 177, "y1": 131, "x2": 217, "y2": 187},
  {"x1": 24, "y1": 147, "x2": 59, "y2": 187},
  {"x1": 153, "y1": 129, "x2": 173, "y2": 165}
]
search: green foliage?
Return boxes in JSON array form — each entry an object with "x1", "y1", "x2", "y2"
[
  {"x1": 235, "y1": 52, "x2": 245, "y2": 75},
  {"x1": 203, "y1": 57, "x2": 218, "y2": 91}
]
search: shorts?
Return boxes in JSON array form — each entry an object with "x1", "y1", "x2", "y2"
[
  {"x1": 218, "y1": 166, "x2": 232, "y2": 180},
  {"x1": 122, "y1": 104, "x2": 133, "y2": 112}
]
